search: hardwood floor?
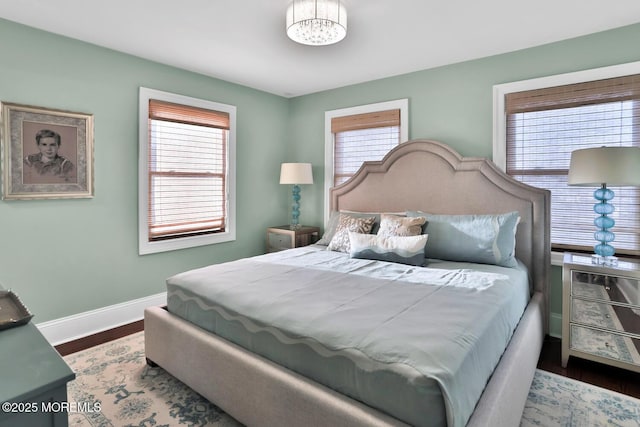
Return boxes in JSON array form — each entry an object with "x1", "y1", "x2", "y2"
[
  {"x1": 538, "y1": 335, "x2": 640, "y2": 399},
  {"x1": 56, "y1": 325, "x2": 640, "y2": 400},
  {"x1": 54, "y1": 319, "x2": 144, "y2": 357}
]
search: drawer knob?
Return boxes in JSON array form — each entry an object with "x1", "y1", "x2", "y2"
[
  {"x1": 605, "y1": 286, "x2": 611, "y2": 291},
  {"x1": 606, "y1": 314, "x2": 611, "y2": 319}
]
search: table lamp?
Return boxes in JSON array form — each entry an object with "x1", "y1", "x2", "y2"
[
  {"x1": 568, "y1": 146, "x2": 640, "y2": 265},
  {"x1": 280, "y1": 163, "x2": 313, "y2": 229}
]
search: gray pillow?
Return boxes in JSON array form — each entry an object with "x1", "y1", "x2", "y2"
[{"x1": 317, "y1": 211, "x2": 342, "y2": 245}]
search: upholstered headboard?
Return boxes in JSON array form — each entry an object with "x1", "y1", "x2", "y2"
[{"x1": 330, "y1": 139, "x2": 550, "y2": 328}]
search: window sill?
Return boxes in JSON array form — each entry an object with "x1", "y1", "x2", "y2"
[{"x1": 139, "y1": 230, "x2": 235, "y2": 255}]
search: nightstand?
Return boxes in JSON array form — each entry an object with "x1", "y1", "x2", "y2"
[
  {"x1": 562, "y1": 252, "x2": 640, "y2": 373},
  {"x1": 266, "y1": 225, "x2": 320, "y2": 253}
]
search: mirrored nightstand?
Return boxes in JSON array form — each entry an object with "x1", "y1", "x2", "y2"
[
  {"x1": 562, "y1": 252, "x2": 640, "y2": 373},
  {"x1": 266, "y1": 225, "x2": 320, "y2": 253}
]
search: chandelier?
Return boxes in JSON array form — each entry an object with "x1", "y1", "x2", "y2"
[{"x1": 286, "y1": 0, "x2": 347, "y2": 46}]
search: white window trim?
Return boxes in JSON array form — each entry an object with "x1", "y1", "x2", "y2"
[
  {"x1": 138, "y1": 87, "x2": 236, "y2": 255},
  {"x1": 492, "y1": 61, "x2": 640, "y2": 264},
  {"x1": 324, "y1": 99, "x2": 409, "y2": 224}
]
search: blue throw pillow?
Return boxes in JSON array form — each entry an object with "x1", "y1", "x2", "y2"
[{"x1": 407, "y1": 211, "x2": 520, "y2": 267}]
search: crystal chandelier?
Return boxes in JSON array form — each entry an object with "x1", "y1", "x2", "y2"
[{"x1": 286, "y1": 0, "x2": 347, "y2": 46}]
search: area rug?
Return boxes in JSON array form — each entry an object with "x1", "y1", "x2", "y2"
[
  {"x1": 520, "y1": 369, "x2": 640, "y2": 427},
  {"x1": 64, "y1": 331, "x2": 241, "y2": 427},
  {"x1": 64, "y1": 331, "x2": 640, "y2": 426}
]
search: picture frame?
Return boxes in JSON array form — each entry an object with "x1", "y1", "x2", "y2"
[{"x1": 1, "y1": 102, "x2": 94, "y2": 200}]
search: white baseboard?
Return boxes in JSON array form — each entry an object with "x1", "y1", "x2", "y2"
[
  {"x1": 549, "y1": 312, "x2": 563, "y2": 339},
  {"x1": 36, "y1": 292, "x2": 166, "y2": 346}
]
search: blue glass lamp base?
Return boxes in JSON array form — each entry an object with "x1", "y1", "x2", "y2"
[
  {"x1": 289, "y1": 184, "x2": 301, "y2": 230},
  {"x1": 591, "y1": 184, "x2": 617, "y2": 266}
]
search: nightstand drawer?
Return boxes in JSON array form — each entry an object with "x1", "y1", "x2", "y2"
[
  {"x1": 571, "y1": 299, "x2": 640, "y2": 335},
  {"x1": 267, "y1": 232, "x2": 292, "y2": 251},
  {"x1": 571, "y1": 271, "x2": 640, "y2": 305},
  {"x1": 570, "y1": 325, "x2": 640, "y2": 367}
]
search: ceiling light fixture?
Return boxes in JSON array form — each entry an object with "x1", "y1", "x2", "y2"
[{"x1": 286, "y1": 0, "x2": 347, "y2": 46}]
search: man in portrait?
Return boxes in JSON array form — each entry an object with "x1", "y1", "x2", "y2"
[{"x1": 23, "y1": 129, "x2": 76, "y2": 183}]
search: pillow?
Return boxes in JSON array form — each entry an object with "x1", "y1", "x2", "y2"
[
  {"x1": 327, "y1": 214, "x2": 376, "y2": 253},
  {"x1": 317, "y1": 210, "x2": 405, "y2": 245},
  {"x1": 317, "y1": 211, "x2": 341, "y2": 245},
  {"x1": 377, "y1": 214, "x2": 427, "y2": 238},
  {"x1": 341, "y1": 210, "x2": 406, "y2": 235},
  {"x1": 407, "y1": 211, "x2": 521, "y2": 267},
  {"x1": 349, "y1": 232, "x2": 428, "y2": 266}
]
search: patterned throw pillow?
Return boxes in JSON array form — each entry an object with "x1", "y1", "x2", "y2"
[
  {"x1": 327, "y1": 213, "x2": 376, "y2": 253},
  {"x1": 349, "y1": 232, "x2": 429, "y2": 266},
  {"x1": 377, "y1": 214, "x2": 427, "y2": 238}
]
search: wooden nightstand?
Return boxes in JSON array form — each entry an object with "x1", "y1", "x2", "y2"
[
  {"x1": 562, "y1": 252, "x2": 640, "y2": 373},
  {"x1": 266, "y1": 225, "x2": 320, "y2": 253}
]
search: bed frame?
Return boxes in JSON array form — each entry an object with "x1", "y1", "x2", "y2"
[{"x1": 145, "y1": 139, "x2": 550, "y2": 427}]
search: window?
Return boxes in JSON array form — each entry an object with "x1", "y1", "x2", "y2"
[
  {"x1": 494, "y1": 64, "x2": 640, "y2": 258},
  {"x1": 324, "y1": 99, "x2": 408, "y2": 219},
  {"x1": 139, "y1": 87, "x2": 236, "y2": 254},
  {"x1": 332, "y1": 109, "x2": 402, "y2": 186}
]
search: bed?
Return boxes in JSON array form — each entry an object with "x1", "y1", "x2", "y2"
[{"x1": 144, "y1": 139, "x2": 550, "y2": 427}]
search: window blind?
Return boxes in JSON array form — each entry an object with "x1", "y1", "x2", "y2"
[
  {"x1": 148, "y1": 100, "x2": 229, "y2": 241},
  {"x1": 331, "y1": 109, "x2": 400, "y2": 133},
  {"x1": 332, "y1": 109, "x2": 401, "y2": 186},
  {"x1": 506, "y1": 75, "x2": 640, "y2": 255},
  {"x1": 149, "y1": 100, "x2": 230, "y2": 129}
]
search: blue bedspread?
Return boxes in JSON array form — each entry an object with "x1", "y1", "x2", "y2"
[{"x1": 167, "y1": 246, "x2": 529, "y2": 427}]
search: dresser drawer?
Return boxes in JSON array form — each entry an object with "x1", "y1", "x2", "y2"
[
  {"x1": 571, "y1": 299, "x2": 640, "y2": 335},
  {"x1": 570, "y1": 325, "x2": 640, "y2": 367}
]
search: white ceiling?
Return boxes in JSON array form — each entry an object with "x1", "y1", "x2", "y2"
[{"x1": 2, "y1": 0, "x2": 640, "y2": 98}]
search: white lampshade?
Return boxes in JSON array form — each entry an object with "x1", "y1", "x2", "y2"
[
  {"x1": 568, "y1": 147, "x2": 640, "y2": 186},
  {"x1": 280, "y1": 163, "x2": 314, "y2": 185},
  {"x1": 286, "y1": 0, "x2": 347, "y2": 46}
]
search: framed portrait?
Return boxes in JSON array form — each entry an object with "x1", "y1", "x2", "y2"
[{"x1": 1, "y1": 102, "x2": 94, "y2": 200}]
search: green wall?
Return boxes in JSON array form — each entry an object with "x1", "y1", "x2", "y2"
[
  {"x1": 2, "y1": 17, "x2": 640, "y2": 334},
  {"x1": 287, "y1": 22, "x2": 640, "y2": 336},
  {"x1": 0, "y1": 18, "x2": 290, "y2": 322}
]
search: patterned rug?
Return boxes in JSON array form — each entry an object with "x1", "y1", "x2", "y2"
[
  {"x1": 520, "y1": 370, "x2": 640, "y2": 427},
  {"x1": 64, "y1": 332, "x2": 640, "y2": 426},
  {"x1": 64, "y1": 332, "x2": 241, "y2": 427}
]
